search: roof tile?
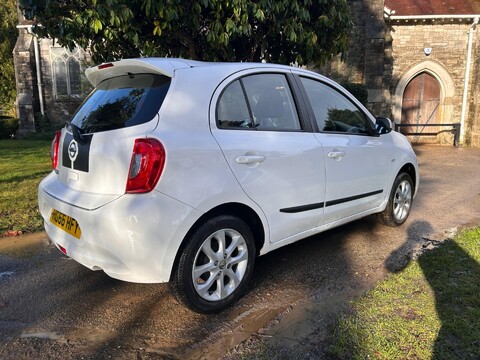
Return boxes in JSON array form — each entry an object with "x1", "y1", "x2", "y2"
[{"x1": 385, "y1": 0, "x2": 480, "y2": 16}]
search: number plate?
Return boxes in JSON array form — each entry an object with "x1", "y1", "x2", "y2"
[{"x1": 50, "y1": 209, "x2": 82, "y2": 239}]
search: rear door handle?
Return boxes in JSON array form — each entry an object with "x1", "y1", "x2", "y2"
[
  {"x1": 235, "y1": 155, "x2": 266, "y2": 164},
  {"x1": 327, "y1": 150, "x2": 345, "y2": 160}
]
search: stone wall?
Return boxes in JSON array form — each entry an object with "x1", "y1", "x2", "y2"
[
  {"x1": 324, "y1": 1, "x2": 480, "y2": 147},
  {"x1": 320, "y1": 0, "x2": 390, "y2": 117},
  {"x1": 387, "y1": 20, "x2": 479, "y2": 145},
  {"x1": 13, "y1": 26, "x2": 91, "y2": 134},
  {"x1": 37, "y1": 38, "x2": 92, "y2": 127},
  {"x1": 13, "y1": 28, "x2": 36, "y2": 135}
]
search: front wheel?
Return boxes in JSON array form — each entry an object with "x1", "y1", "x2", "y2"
[
  {"x1": 171, "y1": 215, "x2": 256, "y2": 313},
  {"x1": 377, "y1": 172, "x2": 413, "y2": 227}
]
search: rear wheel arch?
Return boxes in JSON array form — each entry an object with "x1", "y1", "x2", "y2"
[{"x1": 170, "y1": 202, "x2": 265, "y2": 282}]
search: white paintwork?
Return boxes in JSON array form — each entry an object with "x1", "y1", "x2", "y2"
[
  {"x1": 209, "y1": 69, "x2": 326, "y2": 243},
  {"x1": 38, "y1": 59, "x2": 419, "y2": 284},
  {"x1": 57, "y1": 119, "x2": 158, "y2": 202},
  {"x1": 86, "y1": 58, "x2": 191, "y2": 86},
  {"x1": 319, "y1": 133, "x2": 389, "y2": 223}
]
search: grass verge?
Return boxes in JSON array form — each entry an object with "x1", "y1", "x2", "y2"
[
  {"x1": 225, "y1": 228, "x2": 480, "y2": 359},
  {"x1": 0, "y1": 139, "x2": 52, "y2": 235},
  {"x1": 329, "y1": 227, "x2": 480, "y2": 360}
]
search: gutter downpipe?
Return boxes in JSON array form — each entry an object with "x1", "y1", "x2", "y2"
[
  {"x1": 460, "y1": 17, "x2": 479, "y2": 144},
  {"x1": 16, "y1": 24, "x2": 45, "y2": 116},
  {"x1": 385, "y1": 11, "x2": 480, "y2": 144}
]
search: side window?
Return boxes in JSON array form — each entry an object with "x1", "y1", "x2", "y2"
[
  {"x1": 300, "y1": 77, "x2": 371, "y2": 135},
  {"x1": 242, "y1": 74, "x2": 301, "y2": 131},
  {"x1": 217, "y1": 80, "x2": 253, "y2": 128},
  {"x1": 217, "y1": 73, "x2": 301, "y2": 131}
]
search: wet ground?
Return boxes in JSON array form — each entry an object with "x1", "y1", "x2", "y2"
[{"x1": 1, "y1": 145, "x2": 479, "y2": 359}]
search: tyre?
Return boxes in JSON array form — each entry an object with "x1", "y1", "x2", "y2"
[
  {"x1": 377, "y1": 172, "x2": 413, "y2": 227},
  {"x1": 171, "y1": 215, "x2": 256, "y2": 313}
]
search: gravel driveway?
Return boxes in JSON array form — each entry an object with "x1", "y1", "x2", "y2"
[{"x1": 1, "y1": 144, "x2": 479, "y2": 359}]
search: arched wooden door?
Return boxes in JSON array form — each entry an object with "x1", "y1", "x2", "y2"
[{"x1": 401, "y1": 72, "x2": 441, "y2": 138}]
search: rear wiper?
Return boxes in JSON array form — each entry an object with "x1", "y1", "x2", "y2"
[{"x1": 65, "y1": 121, "x2": 87, "y2": 144}]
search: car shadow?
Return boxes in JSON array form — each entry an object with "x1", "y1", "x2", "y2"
[{"x1": 386, "y1": 221, "x2": 480, "y2": 359}]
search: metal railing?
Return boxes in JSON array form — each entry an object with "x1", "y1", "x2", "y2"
[{"x1": 394, "y1": 123, "x2": 461, "y2": 147}]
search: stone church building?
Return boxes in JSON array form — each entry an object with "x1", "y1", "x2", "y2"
[{"x1": 14, "y1": 0, "x2": 480, "y2": 146}]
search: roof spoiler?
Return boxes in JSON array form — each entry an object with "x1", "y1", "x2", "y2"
[{"x1": 85, "y1": 58, "x2": 192, "y2": 87}]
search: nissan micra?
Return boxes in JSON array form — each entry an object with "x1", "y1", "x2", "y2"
[{"x1": 38, "y1": 58, "x2": 418, "y2": 312}]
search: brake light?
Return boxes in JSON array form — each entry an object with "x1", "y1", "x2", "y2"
[
  {"x1": 98, "y1": 63, "x2": 114, "y2": 69},
  {"x1": 51, "y1": 130, "x2": 61, "y2": 170},
  {"x1": 126, "y1": 139, "x2": 165, "y2": 194}
]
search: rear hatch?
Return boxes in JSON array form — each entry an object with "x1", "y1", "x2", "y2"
[{"x1": 50, "y1": 60, "x2": 175, "y2": 209}]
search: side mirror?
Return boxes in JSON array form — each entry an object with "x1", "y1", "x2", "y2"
[{"x1": 375, "y1": 116, "x2": 393, "y2": 135}]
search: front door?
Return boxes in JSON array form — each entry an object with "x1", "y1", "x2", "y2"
[
  {"x1": 401, "y1": 72, "x2": 441, "y2": 139},
  {"x1": 298, "y1": 76, "x2": 390, "y2": 224}
]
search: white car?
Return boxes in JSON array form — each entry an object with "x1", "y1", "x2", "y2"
[{"x1": 38, "y1": 58, "x2": 418, "y2": 312}]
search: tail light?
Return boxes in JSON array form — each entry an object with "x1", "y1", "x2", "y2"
[
  {"x1": 51, "y1": 130, "x2": 61, "y2": 170},
  {"x1": 126, "y1": 138, "x2": 166, "y2": 194}
]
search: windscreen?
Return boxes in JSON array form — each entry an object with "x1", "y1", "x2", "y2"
[{"x1": 70, "y1": 74, "x2": 170, "y2": 133}]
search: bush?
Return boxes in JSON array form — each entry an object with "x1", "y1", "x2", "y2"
[
  {"x1": 34, "y1": 112, "x2": 55, "y2": 133},
  {"x1": 0, "y1": 116, "x2": 19, "y2": 139},
  {"x1": 27, "y1": 112, "x2": 62, "y2": 140}
]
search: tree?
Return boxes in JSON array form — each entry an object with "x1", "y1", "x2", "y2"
[
  {"x1": 20, "y1": 0, "x2": 352, "y2": 66},
  {"x1": 0, "y1": 0, "x2": 18, "y2": 116}
]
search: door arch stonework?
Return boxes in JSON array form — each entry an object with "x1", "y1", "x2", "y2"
[{"x1": 393, "y1": 61, "x2": 455, "y2": 127}]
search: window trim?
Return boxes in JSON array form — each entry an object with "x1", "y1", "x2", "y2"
[
  {"x1": 293, "y1": 74, "x2": 379, "y2": 137},
  {"x1": 215, "y1": 72, "x2": 307, "y2": 133}
]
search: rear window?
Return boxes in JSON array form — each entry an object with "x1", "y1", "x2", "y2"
[{"x1": 70, "y1": 74, "x2": 170, "y2": 133}]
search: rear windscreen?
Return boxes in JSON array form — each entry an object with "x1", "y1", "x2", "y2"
[{"x1": 70, "y1": 74, "x2": 171, "y2": 133}]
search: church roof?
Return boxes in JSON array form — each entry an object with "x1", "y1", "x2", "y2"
[{"x1": 384, "y1": 0, "x2": 480, "y2": 16}]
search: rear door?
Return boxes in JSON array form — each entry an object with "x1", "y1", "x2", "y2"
[
  {"x1": 297, "y1": 76, "x2": 391, "y2": 224},
  {"x1": 211, "y1": 71, "x2": 326, "y2": 243}
]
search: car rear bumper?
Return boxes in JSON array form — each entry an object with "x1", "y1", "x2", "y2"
[{"x1": 38, "y1": 174, "x2": 202, "y2": 283}]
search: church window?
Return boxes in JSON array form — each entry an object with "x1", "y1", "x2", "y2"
[{"x1": 51, "y1": 47, "x2": 83, "y2": 98}]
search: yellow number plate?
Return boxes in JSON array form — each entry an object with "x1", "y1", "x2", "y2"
[{"x1": 50, "y1": 209, "x2": 82, "y2": 239}]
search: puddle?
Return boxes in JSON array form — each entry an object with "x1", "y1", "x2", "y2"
[
  {"x1": 0, "y1": 271, "x2": 15, "y2": 279},
  {"x1": 185, "y1": 306, "x2": 284, "y2": 360},
  {"x1": 0, "y1": 232, "x2": 49, "y2": 258},
  {"x1": 262, "y1": 292, "x2": 358, "y2": 348},
  {"x1": 184, "y1": 289, "x2": 306, "y2": 360},
  {"x1": 18, "y1": 327, "x2": 114, "y2": 347},
  {"x1": 20, "y1": 331, "x2": 64, "y2": 341}
]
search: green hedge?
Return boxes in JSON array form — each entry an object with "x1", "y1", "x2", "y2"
[{"x1": 0, "y1": 116, "x2": 19, "y2": 139}]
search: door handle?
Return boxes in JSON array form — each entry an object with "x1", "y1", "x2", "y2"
[
  {"x1": 235, "y1": 155, "x2": 265, "y2": 164},
  {"x1": 327, "y1": 150, "x2": 345, "y2": 160}
]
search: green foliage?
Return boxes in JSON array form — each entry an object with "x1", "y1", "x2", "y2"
[
  {"x1": 20, "y1": 0, "x2": 353, "y2": 66},
  {"x1": 34, "y1": 112, "x2": 57, "y2": 134},
  {"x1": 0, "y1": 116, "x2": 19, "y2": 139},
  {"x1": 329, "y1": 228, "x2": 480, "y2": 360},
  {"x1": 0, "y1": 0, "x2": 18, "y2": 115}
]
